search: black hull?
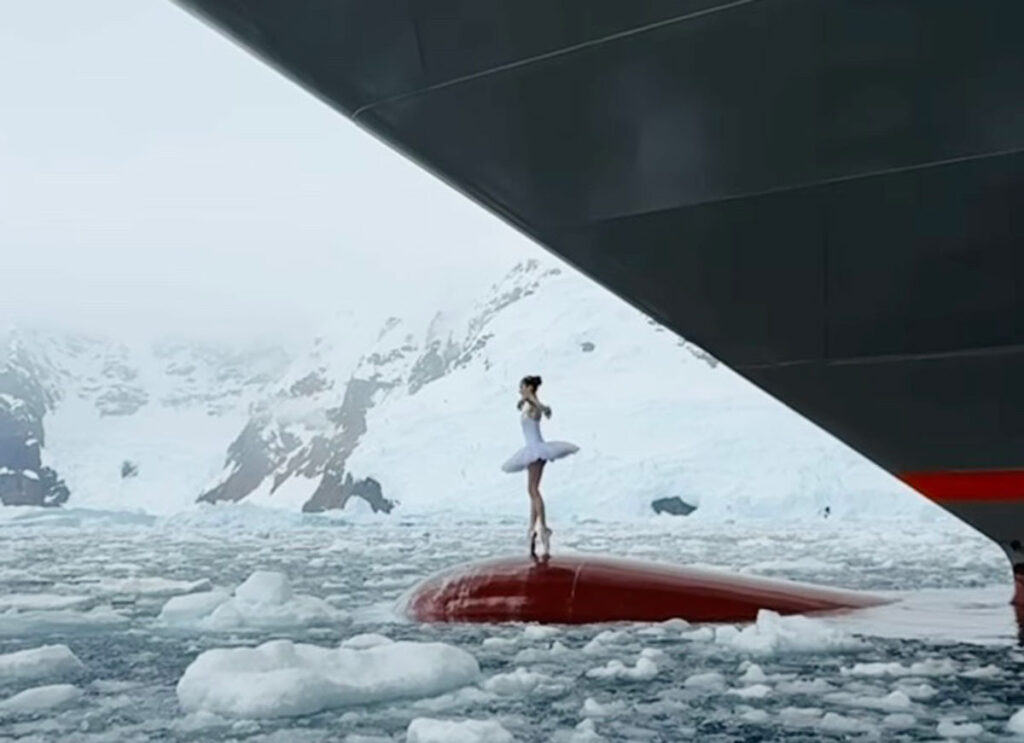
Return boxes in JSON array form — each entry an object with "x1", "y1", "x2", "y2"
[{"x1": 171, "y1": 0, "x2": 1024, "y2": 591}]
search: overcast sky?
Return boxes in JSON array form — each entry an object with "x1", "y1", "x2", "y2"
[{"x1": 0, "y1": 2, "x2": 543, "y2": 345}]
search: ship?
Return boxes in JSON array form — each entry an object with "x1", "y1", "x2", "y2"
[{"x1": 170, "y1": 0, "x2": 1024, "y2": 604}]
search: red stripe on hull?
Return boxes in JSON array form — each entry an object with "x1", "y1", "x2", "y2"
[{"x1": 901, "y1": 470, "x2": 1024, "y2": 502}]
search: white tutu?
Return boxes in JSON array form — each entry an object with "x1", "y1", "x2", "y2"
[{"x1": 501, "y1": 412, "x2": 579, "y2": 473}]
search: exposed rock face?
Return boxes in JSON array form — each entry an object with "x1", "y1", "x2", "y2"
[
  {"x1": 199, "y1": 260, "x2": 570, "y2": 513},
  {"x1": 303, "y1": 473, "x2": 391, "y2": 514},
  {"x1": 651, "y1": 496, "x2": 697, "y2": 516},
  {"x1": 0, "y1": 334, "x2": 68, "y2": 507}
]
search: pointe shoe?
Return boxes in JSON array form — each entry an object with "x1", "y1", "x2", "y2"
[
  {"x1": 539, "y1": 527, "x2": 552, "y2": 557},
  {"x1": 528, "y1": 524, "x2": 538, "y2": 557}
]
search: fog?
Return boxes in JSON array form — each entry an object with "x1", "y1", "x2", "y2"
[{"x1": 0, "y1": 1, "x2": 542, "y2": 346}]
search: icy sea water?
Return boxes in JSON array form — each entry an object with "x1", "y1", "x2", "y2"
[{"x1": 1, "y1": 508, "x2": 1023, "y2": 742}]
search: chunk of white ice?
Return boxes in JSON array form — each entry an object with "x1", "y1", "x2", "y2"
[
  {"x1": 0, "y1": 644, "x2": 84, "y2": 682},
  {"x1": 719, "y1": 610, "x2": 861, "y2": 656},
  {"x1": 405, "y1": 717, "x2": 514, "y2": 743},
  {"x1": 0, "y1": 684, "x2": 81, "y2": 713},
  {"x1": 586, "y1": 655, "x2": 658, "y2": 681},
  {"x1": 176, "y1": 638, "x2": 480, "y2": 718}
]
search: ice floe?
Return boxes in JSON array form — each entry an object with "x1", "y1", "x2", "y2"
[
  {"x1": 0, "y1": 607, "x2": 128, "y2": 636},
  {"x1": 406, "y1": 717, "x2": 514, "y2": 743},
  {"x1": 157, "y1": 570, "x2": 343, "y2": 631},
  {"x1": 937, "y1": 719, "x2": 984, "y2": 738},
  {"x1": 176, "y1": 637, "x2": 480, "y2": 717},
  {"x1": 715, "y1": 609, "x2": 862, "y2": 655},
  {"x1": 482, "y1": 667, "x2": 553, "y2": 695},
  {"x1": 0, "y1": 644, "x2": 84, "y2": 683},
  {"x1": 585, "y1": 653, "x2": 658, "y2": 681},
  {"x1": 0, "y1": 684, "x2": 82, "y2": 713},
  {"x1": 580, "y1": 696, "x2": 627, "y2": 719},
  {"x1": 1007, "y1": 707, "x2": 1024, "y2": 734},
  {"x1": 0, "y1": 594, "x2": 92, "y2": 612}
]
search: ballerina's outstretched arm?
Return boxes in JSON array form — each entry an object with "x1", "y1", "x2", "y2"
[{"x1": 523, "y1": 389, "x2": 551, "y2": 419}]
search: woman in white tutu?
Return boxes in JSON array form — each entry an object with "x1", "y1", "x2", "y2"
[{"x1": 502, "y1": 375, "x2": 579, "y2": 556}]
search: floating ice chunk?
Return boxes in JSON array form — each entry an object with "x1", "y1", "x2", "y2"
[
  {"x1": 96, "y1": 577, "x2": 213, "y2": 598},
  {"x1": 0, "y1": 594, "x2": 93, "y2": 612},
  {"x1": 0, "y1": 644, "x2": 84, "y2": 682},
  {"x1": 582, "y1": 630, "x2": 625, "y2": 654},
  {"x1": 235, "y1": 571, "x2": 292, "y2": 603},
  {"x1": 176, "y1": 638, "x2": 480, "y2": 718},
  {"x1": 819, "y1": 712, "x2": 875, "y2": 734},
  {"x1": 937, "y1": 720, "x2": 984, "y2": 738},
  {"x1": 482, "y1": 637, "x2": 517, "y2": 649},
  {"x1": 680, "y1": 627, "x2": 714, "y2": 642},
  {"x1": 0, "y1": 607, "x2": 128, "y2": 636},
  {"x1": 729, "y1": 683, "x2": 771, "y2": 699},
  {"x1": 340, "y1": 634, "x2": 393, "y2": 650},
  {"x1": 522, "y1": 624, "x2": 560, "y2": 640},
  {"x1": 1007, "y1": 708, "x2": 1024, "y2": 735},
  {"x1": 896, "y1": 682, "x2": 937, "y2": 700},
  {"x1": 639, "y1": 647, "x2": 667, "y2": 664},
  {"x1": 158, "y1": 591, "x2": 231, "y2": 626},
  {"x1": 406, "y1": 717, "x2": 514, "y2": 743},
  {"x1": 661, "y1": 618, "x2": 690, "y2": 631},
  {"x1": 883, "y1": 713, "x2": 917, "y2": 730},
  {"x1": 779, "y1": 707, "x2": 823, "y2": 726},
  {"x1": 482, "y1": 667, "x2": 551, "y2": 695},
  {"x1": 552, "y1": 719, "x2": 606, "y2": 743},
  {"x1": 157, "y1": 571, "x2": 344, "y2": 632},
  {"x1": 739, "y1": 708, "x2": 770, "y2": 724},
  {"x1": 871, "y1": 690, "x2": 913, "y2": 711},
  {"x1": 0, "y1": 684, "x2": 81, "y2": 713},
  {"x1": 580, "y1": 697, "x2": 627, "y2": 718},
  {"x1": 960, "y1": 664, "x2": 1002, "y2": 679},
  {"x1": 737, "y1": 662, "x2": 767, "y2": 684},
  {"x1": 409, "y1": 686, "x2": 494, "y2": 712},
  {"x1": 513, "y1": 641, "x2": 571, "y2": 664},
  {"x1": 683, "y1": 671, "x2": 724, "y2": 689},
  {"x1": 843, "y1": 662, "x2": 905, "y2": 676},
  {"x1": 173, "y1": 710, "x2": 231, "y2": 733},
  {"x1": 586, "y1": 655, "x2": 658, "y2": 681},
  {"x1": 776, "y1": 678, "x2": 836, "y2": 694},
  {"x1": 719, "y1": 610, "x2": 861, "y2": 655},
  {"x1": 843, "y1": 658, "x2": 955, "y2": 677},
  {"x1": 826, "y1": 690, "x2": 912, "y2": 712}
]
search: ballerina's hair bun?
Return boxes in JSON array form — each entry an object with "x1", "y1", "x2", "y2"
[{"x1": 521, "y1": 375, "x2": 542, "y2": 389}]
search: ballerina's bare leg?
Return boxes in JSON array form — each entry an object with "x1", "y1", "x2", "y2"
[{"x1": 527, "y1": 460, "x2": 551, "y2": 554}]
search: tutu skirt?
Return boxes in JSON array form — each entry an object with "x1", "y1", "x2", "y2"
[{"x1": 501, "y1": 441, "x2": 579, "y2": 473}]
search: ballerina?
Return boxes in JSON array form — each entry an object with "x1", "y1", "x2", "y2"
[{"x1": 501, "y1": 375, "x2": 579, "y2": 557}]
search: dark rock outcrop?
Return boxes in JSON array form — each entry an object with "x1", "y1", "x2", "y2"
[
  {"x1": 0, "y1": 337, "x2": 68, "y2": 507},
  {"x1": 303, "y1": 473, "x2": 393, "y2": 513},
  {"x1": 651, "y1": 496, "x2": 697, "y2": 516}
]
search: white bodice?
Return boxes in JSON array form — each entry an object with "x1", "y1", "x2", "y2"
[{"x1": 521, "y1": 411, "x2": 544, "y2": 446}]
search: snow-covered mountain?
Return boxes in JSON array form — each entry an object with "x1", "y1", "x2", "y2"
[
  {"x1": 0, "y1": 328, "x2": 288, "y2": 513},
  {"x1": 1, "y1": 259, "x2": 941, "y2": 521},
  {"x1": 200, "y1": 260, "x2": 936, "y2": 522}
]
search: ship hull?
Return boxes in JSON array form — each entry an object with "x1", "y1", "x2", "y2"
[
  {"x1": 171, "y1": 0, "x2": 1024, "y2": 589},
  {"x1": 402, "y1": 554, "x2": 888, "y2": 624}
]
